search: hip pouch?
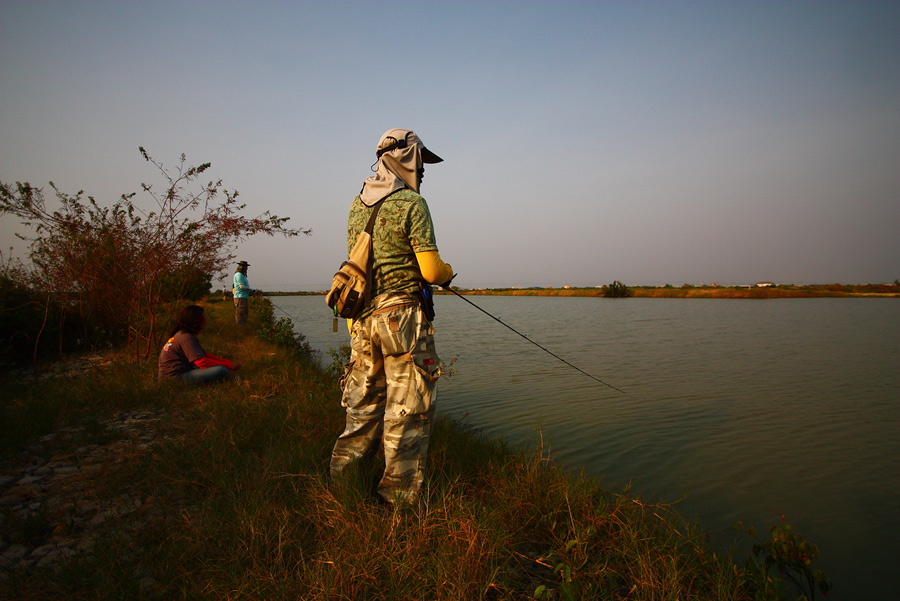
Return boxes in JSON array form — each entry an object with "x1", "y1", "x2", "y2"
[{"x1": 326, "y1": 258, "x2": 367, "y2": 319}]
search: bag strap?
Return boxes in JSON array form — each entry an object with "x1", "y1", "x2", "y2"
[
  {"x1": 362, "y1": 199, "x2": 385, "y2": 308},
  {"x1": 364, "y1": 198, "x2": 384, "y2": 235}
]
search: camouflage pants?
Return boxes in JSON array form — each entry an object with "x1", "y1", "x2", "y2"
[{"x1": 330, "y1": 291, "x2": 442, "y2": 503}]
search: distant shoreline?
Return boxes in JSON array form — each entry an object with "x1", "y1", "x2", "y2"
[{"x1": 265, "y1": 284, "x2": 900, "y2": 299}]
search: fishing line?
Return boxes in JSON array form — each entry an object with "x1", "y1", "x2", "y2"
[
  {"x1": 265, "y1": 297, "x2": 305, "y2": 324},
  {"x1": 444, "y1": 287, "x2": 625, "y2": 394}
]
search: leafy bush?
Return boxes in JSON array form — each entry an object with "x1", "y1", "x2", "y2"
[
  {"x1": 0, "y1": 149, "x2": 310, "y2": 359},
  {"x1": 603, "y1": 280, "x2": 631, "y2": 298},
  {"x1": 735, "y1": 517, "x2": 832, "y2": 600}
]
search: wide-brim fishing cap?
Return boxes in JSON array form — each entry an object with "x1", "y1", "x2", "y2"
[{"x1": 360, "y1": 128, "x2": 442, "y2": 206}]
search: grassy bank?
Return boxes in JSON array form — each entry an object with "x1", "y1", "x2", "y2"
[{"x1": 1, "y1": 298, "x2": 821, "y2": 600}]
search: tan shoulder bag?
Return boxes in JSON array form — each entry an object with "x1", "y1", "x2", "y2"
[{"x1": 325, "y1": 200, "x2": 385, "y2": 319}]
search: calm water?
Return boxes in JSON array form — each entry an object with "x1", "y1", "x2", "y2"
[{"x1": 272, "y1": 295, "x2": 899, "y2": 599}]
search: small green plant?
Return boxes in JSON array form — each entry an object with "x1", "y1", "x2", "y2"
[
  {"x1": 438, "y1": 353, "x2": 460, "y2": 378},
  {"x1": 326, "y1": 343, "x2": 351, "y2": 379},
  {"x1": 735, "y1": 516, "x2": 832, "y2": 600},
  {"x1": 534, "y1": 532, "x2": 597, "y2": 601}
]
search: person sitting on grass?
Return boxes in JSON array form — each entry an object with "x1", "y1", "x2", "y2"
[{"x1": 158, "y1": 305, "x2": 240, "y2": 384}]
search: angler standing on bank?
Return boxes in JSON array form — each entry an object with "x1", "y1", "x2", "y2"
[
  {"x1": 330, "y1": 128, "x2": 455, "y2": 505},
  {"x1": 233, "y1": 260, "x2": 253, "y2": 325}
]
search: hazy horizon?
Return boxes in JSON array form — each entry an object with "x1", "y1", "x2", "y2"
[{"x1": 261, "y1": 280, "x2": 898, "y2": 293}]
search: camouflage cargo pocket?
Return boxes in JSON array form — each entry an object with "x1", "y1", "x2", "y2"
[{"x1": 374, "y1": 304, "x2": 441, "y2": 418}]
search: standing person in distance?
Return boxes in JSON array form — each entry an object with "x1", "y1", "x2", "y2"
[
  {"x1": 330, "y1": 128, "x2": 455, "y2": 506},
  {"x1": 233, "y1": 260, "x2": 252, "y2": 325}
]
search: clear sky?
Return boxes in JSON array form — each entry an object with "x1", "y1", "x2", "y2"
[{"x1": 2, "y1": 1, "x2": 898, "y2": 290}]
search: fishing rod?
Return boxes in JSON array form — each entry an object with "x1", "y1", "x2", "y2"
[{"x1": 443, "y1": 287, "x2": 625, "y2": 394}]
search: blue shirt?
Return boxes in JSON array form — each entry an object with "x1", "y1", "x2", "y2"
[{"x1": 233, "y1": 272, "x2": 250, "y2": 298}]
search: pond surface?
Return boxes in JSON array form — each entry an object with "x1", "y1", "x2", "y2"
[{"x1": 272, "y1": 294, "x2": 900, "y2": 600}]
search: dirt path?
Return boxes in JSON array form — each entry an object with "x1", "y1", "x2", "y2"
[{"x1": 0, "y1": 408, "x2": 185, "y2": 591}]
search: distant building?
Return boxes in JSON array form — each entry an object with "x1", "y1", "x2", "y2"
[{"x1": 755, "y1": 281, "x2": 775, "y2": 287}]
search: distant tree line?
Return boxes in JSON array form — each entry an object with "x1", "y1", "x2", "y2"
[{"x1": 0, "y1": 148, "x2": 310, "y2": 367}]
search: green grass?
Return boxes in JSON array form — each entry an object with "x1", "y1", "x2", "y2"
[{"x1": 0, "y1": 296, "x2": 808, "y2": 600}]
